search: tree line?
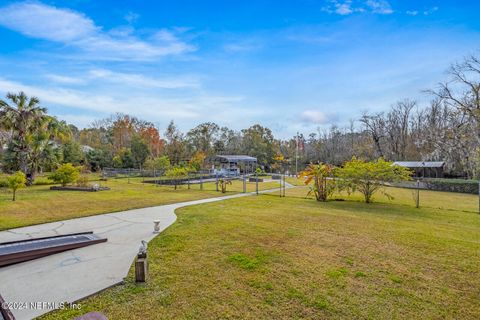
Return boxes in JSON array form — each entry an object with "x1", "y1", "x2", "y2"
[
  {"x1": 289, "y1": 55, "x2": 480, "y2": 179},
  {"x1": 1, "y1": 55, "x2": 479, "y2": 181}
]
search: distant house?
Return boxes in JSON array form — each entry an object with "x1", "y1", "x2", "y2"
[
  {"x1": 209, "y1": 155, "x2": 257, "y2": 176},
  {"x1": 393, "y1": 161, "x2": 445, "y2": 178}
]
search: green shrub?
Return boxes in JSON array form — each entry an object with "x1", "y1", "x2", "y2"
[
  {"x1": 76, "y1": 175, "x2": 90, "y2": 187},
  {"x1": 336, "y1": 157, "x2": 412, "y2": 203},
  {"x1": 49, "y1": 163, "x2": 80, "y2": 186},
  {"x1": 424, "y1": 178, "x2": 479, "y2": 194},
  {"x1": 144, "y1": 156, "x2": 170, "y2": 172},
  {"x1": 255, "y1": 167, "x2": 268, "y2": 176},
  {"x1": 32, "y1": 176, "x2": 54, "y2": 185},
  {"x1": 165, "y1": 166, "x2": 189, "y2": 190},
  {"x1": 7, "y1": 171, "x2": 27, "y2": 201},
  {"x1": 0, "y1": 178, "x2": 8, "y2": 188}
]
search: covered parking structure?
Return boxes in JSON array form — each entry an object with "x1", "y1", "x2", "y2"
[
  {"x1": 393, "y1": 161, "x2": 445, "y2": 178},
  {"x1": 209, "y1": 155, "x2": 258, "y2": 176}
]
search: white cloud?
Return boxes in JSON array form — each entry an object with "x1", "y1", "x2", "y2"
[
  {"x1": 323, "y1": 0, "x2": 392, "y2": 15},
  {"x1": 55, "y1": 114, "x2": 99, "y2": 128},
  {"x1": 365, "y1": 0, "x2": 393, "y2": 14},
  {"x1": 285, "y1": 34, "x2": 333, "y2": 44},
  {"x1": 0, "y1": 2, "x2": 194, "y2": 61},
  {"x1": 0, "y1": 77, "x2": 245, "y2": 126},
  {"x1": 406, "y1": 10, "x2": 418, "y2": 16},
  {"x1": 336, "y1": 2, "x2": 353, "y2": 15},
  {"x1": 224, "y1": 43, "x2": 262, "y2": 53},
  {"x1": 323, "y1": 1, "x2": 356, "y2": 15},
  {"x1": 88, "y1": 69, "x2": 201, "y2": 89},
  {"x1": 300, "y1": 110, "x2": 331, "y2": 124},
  {"x1": 124, "y1": 12, "x2": 139, "y2": 24},
  {"x1": 44, "y1": 69, "x2": 200, "y2": 89},
  {"x1": 45, "y1": 74, "x2": 86, "y2": 85},
  {"x1": 0, "y1": 2, "x2": 96, "y2": 42},
  {"x1": 424, "y1": 6, "x2": 439, "y2": 15}
]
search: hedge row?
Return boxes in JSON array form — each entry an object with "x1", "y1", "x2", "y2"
[{"x1": 424, "y1": 179, "x2": 479, "y2": 194}]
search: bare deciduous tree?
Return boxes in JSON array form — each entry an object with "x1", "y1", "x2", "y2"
[{"x1": 360, "y1": 112, "x2": 385, "y2": 158}]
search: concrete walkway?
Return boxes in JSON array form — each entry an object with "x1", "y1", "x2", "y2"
[{"x1": 0, "y1": 186, "x2": 292, "y2": 320}]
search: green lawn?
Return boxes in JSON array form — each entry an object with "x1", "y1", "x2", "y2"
[
  {"x1": 286, "y1": 185, "x2": 479, "y2": 213},
  {"x1": 41, "y1": 188, "x2": 480, "y2": 319},
  {"x1": 0, "y1": 177, "x2": 280, "y2": 231}
]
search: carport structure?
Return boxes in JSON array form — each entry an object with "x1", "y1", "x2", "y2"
[
  {"x1": 393, "y1": 161, "x2": 445, "y2": 178},
  {"x1": 210, "y1": 155, "x2": 258, "y2": 176}
]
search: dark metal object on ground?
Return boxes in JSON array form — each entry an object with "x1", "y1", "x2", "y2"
[
  {"x1": 0, "y1": 294, "x2": 15, "y2": 320},
  {"x1": 0, "y1": 232, "x2": 107, "y2": 267},
  {"x1": 50, "y1": 186, "x2": 110, "y2": 192}
]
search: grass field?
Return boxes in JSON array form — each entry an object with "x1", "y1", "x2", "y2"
[
  {"x1": 286, "y1": 184, "x2": 479, "y2": 213},
  {"x1": 41, "y1": 187, "x2": 480, "y2": 320},
  {"x1": 0, "y1": 177, "x2": 281, "y2": 230}
]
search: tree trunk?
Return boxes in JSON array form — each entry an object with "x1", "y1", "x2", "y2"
[
  {"x1": 314, "y1": 178, "x2": 321, "y2": 201},
  {"x1": 27, "y1": 170, "x2": 36, "y2": 186},
  {"x1": 12, "y1": 189, "x2": 16, "y2": 201},
  {"x1": 373, "y1": 136, "x2": 384, "y2": 159},
  {"x1": 315, "y1": 176, "x2": 327, "y2": 202},
  {"x1": 364, "y1": 183, "x2": 371, "y2": 203}
]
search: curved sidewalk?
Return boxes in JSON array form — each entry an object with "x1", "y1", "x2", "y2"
[{"x1": 0, "y1": 186, "x2": 291, "y2": 320}]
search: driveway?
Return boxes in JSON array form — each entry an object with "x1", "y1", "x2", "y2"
[{"x1": 0, "y1": 186, "x2": 292, "y2": 320}]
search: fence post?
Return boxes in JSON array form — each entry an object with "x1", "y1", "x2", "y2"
[
  {"x1": 135, "y1": 257, "x2": 148, "y2": 283},
  {"x1": 416, "y1": 179, "x2": 420, "y2": 208},
  {"x1": 200, "y1": 173, "x2": 203, "y2": 191},
  {"x1": 279, "y1": 173, "x2": 282, "y2": 197},
  {"x1": 243, "y1": 173, "x2": 246, "y2": 193}
]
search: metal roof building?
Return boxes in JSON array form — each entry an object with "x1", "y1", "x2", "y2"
[
  {"x1": 393, "y1": 161, "x2": 445, "y2": 168},
  {"x1": 214, "y1": 155, "x2": 258, "y2": 162},
  {"x1": 209, "y1": 155, "x2": 257, "y2": 176},
  {"x1": 393, "y1": 161, "x2": 445, "y2": 178}
]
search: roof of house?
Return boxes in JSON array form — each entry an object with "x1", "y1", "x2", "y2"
[
  {"x1": 214, "y1": 155, "x2": 257, "y2": 162},
  {"x1": 393, "y1": 161, "x2": 445, "y2": 168}
]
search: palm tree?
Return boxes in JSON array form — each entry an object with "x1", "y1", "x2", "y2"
[
  {"x1": 0, "y1": 92, "x2": 51, "y2": 183},
  {"x1": 298, "y1": 163, "x2": 335, "y2": 202},
  {"x1": 28, "y1": 117, "x2": 70, "y2": 178}
]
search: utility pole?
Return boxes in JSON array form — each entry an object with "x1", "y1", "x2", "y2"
[{"x1": 295, "y1": 131, "x2": 299, "y2": 177}]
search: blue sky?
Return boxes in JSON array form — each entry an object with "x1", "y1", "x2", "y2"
[{"x1": 0, "y1": 0, "x2": 479, "y2": 138}]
